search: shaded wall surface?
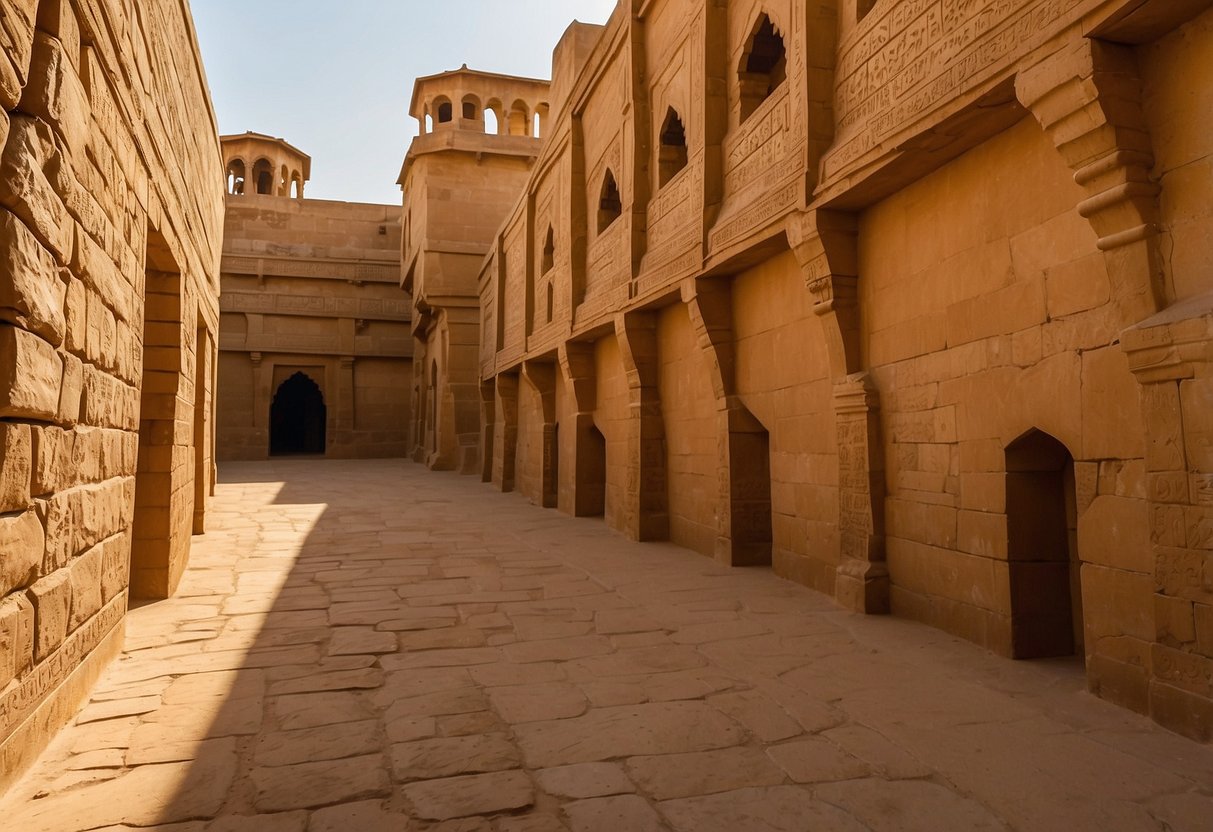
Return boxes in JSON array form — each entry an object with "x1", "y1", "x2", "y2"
[
  {"x1": 0, "y1": 0, "x2": 223, "y2": 788},
  {"x1": 217, "y1": 194, "x2": 410, "y2": 460},
  {"x1": 460, "y1": 0, "x2": 1213, "y2": 740}
]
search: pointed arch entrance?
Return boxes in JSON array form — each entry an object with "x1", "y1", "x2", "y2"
[
  {"x1": 1005, "y1": 428, "x2": 1084, "y2": 659},
  {"x1": 270, "y1": 372, "x2": 327, "y2": 456}
]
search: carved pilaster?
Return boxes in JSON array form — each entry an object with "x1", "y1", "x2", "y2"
[
  {"x1": 615, "y1": 312, "x2": 668, "y2": 542},
  {"x1": 790, "y1": 209, "x2": 888, "y2": 614},
  {"x1": 1122, "y1": 292, "x2": 1213, "y2": 742},
  {"x1": 1016, "y1": 38, "x2": 1164, "y2": 327},
  {"x1": 522, "y1": 360, "x2": 559, "y2": 509},
  {"x1": 478, "y1": 380, "x2": 495, "y2": 484},
  {"x1": 558, "y1": 342, "x2": 604, "y2": 517},
  {"x1": 492, "y1": 373, "x2": 519, "y2": 493},
  {"x1": 685, "y1": 277, "x2": 772, "y2": 567},
  {"x1": 833, "y1": 374, "x2": 889, "y2": 614}
]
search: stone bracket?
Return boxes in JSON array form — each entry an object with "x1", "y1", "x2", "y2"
[{"x1": 1016, "y1": 37, "x2": 1165, "y2": 324}]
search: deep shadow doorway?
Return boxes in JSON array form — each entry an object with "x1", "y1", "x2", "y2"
[{"x1": 270, "y1": 372, "x2": 327, "y2": 456}]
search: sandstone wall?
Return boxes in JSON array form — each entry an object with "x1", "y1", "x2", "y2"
[
  {"x1": 0, "y1": 0, "x2": 223, "y2": 788},
  {"x1": 461, "y1": 0, "x2": 1213, "y2": 739},
  {"x1": 217, "y1": 194, "x2": 409, "y2": 460}
]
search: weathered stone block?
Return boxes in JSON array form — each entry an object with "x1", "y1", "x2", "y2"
[
  {"x1": 0, "y1": 0, "x2": 39, "y2": 110},
  {"x1": 63, "y1": 275, "x2": 84, "y2": 356},
  {"x1": 0, "y1": 509, "x2": 43, "y2": 596},
  {"x1": 67, "y1": 540, "x2": 102, "y2": 631},
  {"x1": 30, "y1": 425, "x2": 73, "y2": 495},
  {"x1": 0, "y1": 421, "x2": 31, "y2": 512},
  {"x1": 57, "y1": 349, "x2": 81, "y2": 424},
  {"x1": 99, "y1": 532, "x2": 129, "y2": 603},
  {"x1": 1077, "y1": 495, "x2": 1151, "y2": 573},
  {"x1": 0, "y1": 591, "x2": 34, "y2": 689},
  {"x1": 0, "y1": 323, "x2": 62, "y2": 419},
  {"x1": 1156, "y1": 594, "x2": 1197, "y2": 646},
  {"x1": 0, "y1": 115, "x2": 72, "y2": 264},
  {"x1": 21, "y1": 31, "x2": 89, "y2": 158},
  {"x1": 27, "y1": 567, "x2": 70, "y2": 660},
  {"x1": 1196, "y1": 604, "x2": 1213, "y2": 659},
  {"x1": 0, "y1": 208, "x2": 65, "y2": 344}
]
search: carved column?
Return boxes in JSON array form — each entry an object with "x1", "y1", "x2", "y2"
[
  {"x1": 1016, "y1": 38, "x2": 1165, "y2": 328},
  {"x1": 558, "y1": 342, "x2": 604, "y2": 517},
  {"x1": 615, "y1": 312, "x2": 668, "y2": 542},
  {"x1": 789, "y1": 210, "x2": 889, "y2": 614},
  {"x1": 523, "y1": 360, "x2": 559, "y2": 508},
  {"x1": 1122, "y1": 296, "x2": 1213, "y2": 742},
  {"x1": 492, "y1": 372, "x2": 519, "y2": 493}
]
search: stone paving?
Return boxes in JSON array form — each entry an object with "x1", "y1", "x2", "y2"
[{"x1": 3, "y1": 459, "x2": 1212, "y2": 832}]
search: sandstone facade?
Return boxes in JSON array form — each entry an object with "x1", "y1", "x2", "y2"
[
  {"x1": 444, "y1": 0, "x2": 1213, "y2": 740},
  {"x1": 401, "y1": 67, "x2": 553, "y2": 472},
  {"x1": 217, "y1": 134, "x2": 410, "y2": 460},
  {"x1": 0, "y1": 0, "x2": 223, "y2": 788}
]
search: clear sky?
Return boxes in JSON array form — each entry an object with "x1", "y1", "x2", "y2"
[{"x1": 192, "y1": 1, "x2": 618, "y2": 205}]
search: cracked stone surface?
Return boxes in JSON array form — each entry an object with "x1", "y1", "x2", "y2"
[{"x1": 3, "y1": 460, "x2": 1212, "y2": 831}]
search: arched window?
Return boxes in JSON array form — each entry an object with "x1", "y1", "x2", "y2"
[
  {"x1": 508, "y1": 100, "x2": 529, "y2": 136},
  {"x1": 253, "y1": 159, "x2": 273, "y2": 195},
  {"x1": 436, "y1": 98, "x2": 453, "y2": 124},
  {"x1": 738, "y1": 14, "x2": 786, "y2": 122},
  {"x1": 424, "y1": 113, "x2": 434, "y2": 134},
  {"x1": 541, "y1": 226, "x2": 555, "y2": 274},
  {"x1": 226, "y1": 158, "x2": 246, "y2": 195},
  {"x1": 597, "y1": 169, "x2": 621, "y2": 233},
  {"x1": 658, "y1": 107, "x2": 688, "y2": 187},
  {"x1": 486, "y1": 99, "x2": 503, "y2": 135},
  {"x1": 535, "y1": 102, "x2": 550, "y2": 139},
  {"x1": 462, "y1": 95, "x2": 480, "y2": 121}
]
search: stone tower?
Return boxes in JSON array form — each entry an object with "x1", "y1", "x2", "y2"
[
  {"x1": 400, "y1": 67, "x2": 550, "y2": 472},
  {"x1": 222, "y1": 132, "x2": 311, "y2": 199}
]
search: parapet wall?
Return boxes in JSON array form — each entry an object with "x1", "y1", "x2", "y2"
[{"x1": 0, "y1": 0, "x2": 223, "y2": 789}]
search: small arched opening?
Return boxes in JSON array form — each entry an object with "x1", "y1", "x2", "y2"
[
  {"x1": 291, "y1": 173, "x2": 303, "y2": 200},
  {"x1": 462, "y1": 95, "x2": 480, "y2": 122},
  {"x1": 658, "y1": 107, "x2": 688, "y2": 187},
  {"x1": 541, "y1": 225, "x2": 555, "y2": 274},
  {"x1": 534, "y1": 102, "x2": 550, "y2": 138},
  {"x1": 1005, "y1": 429, "x2": 1084, "y2": 660},
  {"x1": 424, "y1": 112, "x2": 434, "y2": 134},
  {"x1": 597, "y1": 169, "x2": 622, "y2": 233},
  {"x1": 738, "y1": 13, "x2": 787, "y2": 122},
  {"x1": 226, "y1": 158, "x2": 246, "y2": 195},
  {"x1": 508, "y1": 100, "x2": 529, "y2": 136},
  {"x1": 253, "y1": 159, "x2": 274, "y2": 195},
  {"x1": 436, "y1": 97, "x2": 454, "y2": 124},
  {"x1": 270, "y1": 372, "x2": 327, "y2": 456}
]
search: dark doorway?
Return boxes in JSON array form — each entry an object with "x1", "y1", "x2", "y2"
[
  {"x1": 270, "y1": 372, "x2": 327, "y2": 456},
  {"x1": 1006, "y1": 429, "x2": 1083, "y2": 659},
  {"x1": 580, "y1": 423, "x2": 607, "y2": 517}
]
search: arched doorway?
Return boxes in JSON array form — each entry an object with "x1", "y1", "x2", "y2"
[
  {"x1": 270, "y1": 372, "x2": 327, "y2": 456},
  {"x1": 1005, "y1": 429, "x2": 1083, "y2": 659}
]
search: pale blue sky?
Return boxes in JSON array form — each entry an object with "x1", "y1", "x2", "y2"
[{"x1": 193, "y1": 1, "x2": 617, "y2": 205}]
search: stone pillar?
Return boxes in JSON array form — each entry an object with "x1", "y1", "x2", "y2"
[
  {"x1": 685, "y1": 277, "x2": 772, "y2": 567},
  {"x1": 523, "y1": 360, "x2": 559, "y2": 509},
  {"x1": 789, "y1": 210, "x2": 889, "y2": 613},
  {"x1": 492, "y1": 373, "x2": 519, "y2": 493},
  {"x1": 615, "y1": 312, "x2": 668, "y2": 542},
  {"x1": 447, "y1": 307, "x2": 484, "y2": 475},
  {"x1": 558, "y1": 342, "x2": 604, "y2": 517},
  {"x1": 479, "y1": 380, "x2": 496, "y2": 484},
  {"x1": 250, "y1": 351, "x2": 269, "y2": 459},
  {"x1": 1123, "y1": 295, "x2": 1213, "y2": 742},
  {"x1": 1016, "y1": 38, "x2": 1165, "y2": 327}
]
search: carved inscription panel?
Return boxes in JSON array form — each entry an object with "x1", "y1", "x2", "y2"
[{"x1": 827, "y1": 0, "x2": 1085, "y2": 180}]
